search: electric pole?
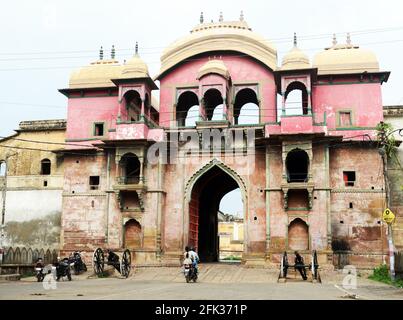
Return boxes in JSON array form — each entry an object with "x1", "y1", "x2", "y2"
[{"x1": 378, "y1": 121, "x2": 395, "y2": 281}]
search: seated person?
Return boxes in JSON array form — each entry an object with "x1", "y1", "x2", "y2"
[{"x1": 294, "y1": 251, "x2": 307, "y2": 280}]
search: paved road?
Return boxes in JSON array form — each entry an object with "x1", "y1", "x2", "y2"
[{"x1": 0, "y1": 264, "x2": 402, "y2": 300}]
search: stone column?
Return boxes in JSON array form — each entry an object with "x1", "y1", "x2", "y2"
[
  {"x1": 281, "y1": 92, "x2": 286, "y2": 116},
  {"x1": 199, "y1": 98, "x2": 207, "y2": 121},
  {"x1": 222, "y1": 97, "x2": 228, "y2": 120},
  {"x1": 140, "y1": 98, "x2": 145, "y2": 121}
]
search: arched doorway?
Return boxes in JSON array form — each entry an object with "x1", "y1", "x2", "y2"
[
  {"x1": 124, "y1": 219, "x2": 142, "y2": 249},
  {"x1": 288, "y1": 218, "x2": 309, "y2": 251},
  {"x1": 187, "y1": 164, "x2": 245, "y2": 262}
]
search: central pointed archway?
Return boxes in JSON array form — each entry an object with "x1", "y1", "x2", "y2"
[{"x1": 185, "y1": 160, "x2": 247, "y2": 262}]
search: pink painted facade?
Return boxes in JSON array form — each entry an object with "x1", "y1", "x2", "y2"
[{"x1": 58, "y1": 18, "x2": 392, "y2": 268}]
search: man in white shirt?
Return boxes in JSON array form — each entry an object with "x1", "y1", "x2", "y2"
[{"x1": 188, "y1": 246, "x2": 199, "y2": 274}]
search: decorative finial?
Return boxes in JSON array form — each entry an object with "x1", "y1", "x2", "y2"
[
  {"x1": 135, "y1": 42, "x2": 138, "y2": 55},
  {"x1": 200, "y1": 12, "x2": 204, "y2": 23},
  {"x1": 111, "y1": 45, "x2": 115, "y2": 59},
  {"x1": 332, "y1": 33, "x2": 337, "y2": 46},
  {"x1": 240, "y1": 10, "x2": 244, "y2": 21},
  {"x1": 219, "y1": 11, "x2": 223, "y2": 22},
  {"x1": 99, "y1": 46, "x2": 103, "y2": 60},
  {"x1": 346, "y1": 32, "x2": 351, "y2": 45},
  {"x1": 293, "y1": 32, "x2": 297, "y2": 47}
]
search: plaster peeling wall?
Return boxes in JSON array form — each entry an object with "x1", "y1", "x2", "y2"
[{"x1": 0, "y1": 190, "x2": 62, "y2": 248}]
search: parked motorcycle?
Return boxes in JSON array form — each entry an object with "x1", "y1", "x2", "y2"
[
  {"x1": 69, "y1": 251, "x2": 87, "y2": 275},
  {"x1": 184, "y1": 263, "x2": 197, "y2": 283},
  {"x1": 53, "y1": 257, "x2": 72, "y2": 281},
  {"x1": 34, "y1": 258, "x2": 45, "y2": 282}
]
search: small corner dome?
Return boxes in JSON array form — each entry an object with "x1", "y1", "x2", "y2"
[
  {"x1": 313, "y1": 36, "x2": 379, "y2": 75},
  {"x1": 281, "y1": 46, "x2": 310, "y2": 70},
  {"x1": 121, "y1": 54, "x2": 150, "y2": 79},
  {"x1": 197, "y1": 59, "x2": 230, "y2": 79}
]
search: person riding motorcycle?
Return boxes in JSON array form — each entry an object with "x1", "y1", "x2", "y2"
[
  {"x1": 183, "y1": 253, "x2": 193, "y2": 269},
  {"x1": 187, "y1": 246, "x2": 200, "y2": 274},
  {"x1": 34, "y1": 258, "x2": 45, "y2": 282}
]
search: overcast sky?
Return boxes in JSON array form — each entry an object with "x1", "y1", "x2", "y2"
[{"x1": 1, "y1": 0, "x2": 402, "y2": 214}]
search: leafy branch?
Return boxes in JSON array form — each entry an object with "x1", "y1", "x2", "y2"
[{"x1": 376, "y1": 121, "x2": 398, "y2": 158}]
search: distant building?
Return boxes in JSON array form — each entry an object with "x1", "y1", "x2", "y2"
[
  {"x1": 218, "y1": 211, "x2": 243, "y2": 260},
  {"x1": 0, "y1": 120, "x2": 66, "y2": 248}
]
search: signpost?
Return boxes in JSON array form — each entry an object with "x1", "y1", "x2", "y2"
[
  {"x1": 382, "y1": 208, "x2": 395, "y2": 225},
  {"x1": 382, "y1": 208, "x2": 396, "y2": 281}
]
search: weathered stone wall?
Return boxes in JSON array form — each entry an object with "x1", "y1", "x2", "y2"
[
  {"x1": 329, "y1": 145, "x2": 386, "y2": 267},
  {"x1": 0, "y1": 120, "x2": 65, "y2": 249},
  {"x1": 61, "y1": 153, "x2": 108, "y2": 255},
  {"x1": 268, "y1": 140, "x2": 330, "y2": 263}
]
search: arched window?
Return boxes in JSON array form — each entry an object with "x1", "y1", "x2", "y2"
[
  {"x1": 119, "y1": 153, "x2": 140, "y2": 184},
  {"x1": 203, "y1": 89, "x2": 223, "y2": 121},
  {"x1": 176, "y1": 91, "x2": 199, "y2": 127},
  {"x1": 124, "y1": 90, "x2": 142, "y2": 122},
  {"x1": 288, "y1": 218, "x2": 309, "y2": 251},
  {"x1": 41, "y1": 159, "x2": 51, "y2": 175},
  {"x1": 284, "y1": 82, "x2": 308, "y2": 115},
  {"x1": 124, "y1": 219, "x2": 142, "y2": 249},
  {"x1": 234, "y1": 88, "x2": 259, "y2": 125},
  {"x1": 0, "y1": 161, "x2": 6, "y2": 177},
  {"x1": 286, "y1": 149, "x2": 309, "y2": 183}
]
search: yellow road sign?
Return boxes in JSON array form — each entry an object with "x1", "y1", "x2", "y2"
[{"x1": 382, "y1": 208, "x2": 395, "y2": 224}]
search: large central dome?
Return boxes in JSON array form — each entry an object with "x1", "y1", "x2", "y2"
[{"x1": 156, "y1": 18, "x2": 277, "y2": 79}]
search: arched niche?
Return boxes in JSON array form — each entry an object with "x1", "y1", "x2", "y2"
[
  {"x1": 124, "y1": 219, "x2": 142, "y2": 249},
  {"x1": 288, "y1": 218, "x2": 309, "y2": 251}
]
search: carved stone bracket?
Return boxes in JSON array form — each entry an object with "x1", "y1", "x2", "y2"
[
  {"x1": 283, "y1": 189, "x2": 289, "y2": 209},
  {"x1": 137, "y1": 190, "x2": 145, "y2": 212}
]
